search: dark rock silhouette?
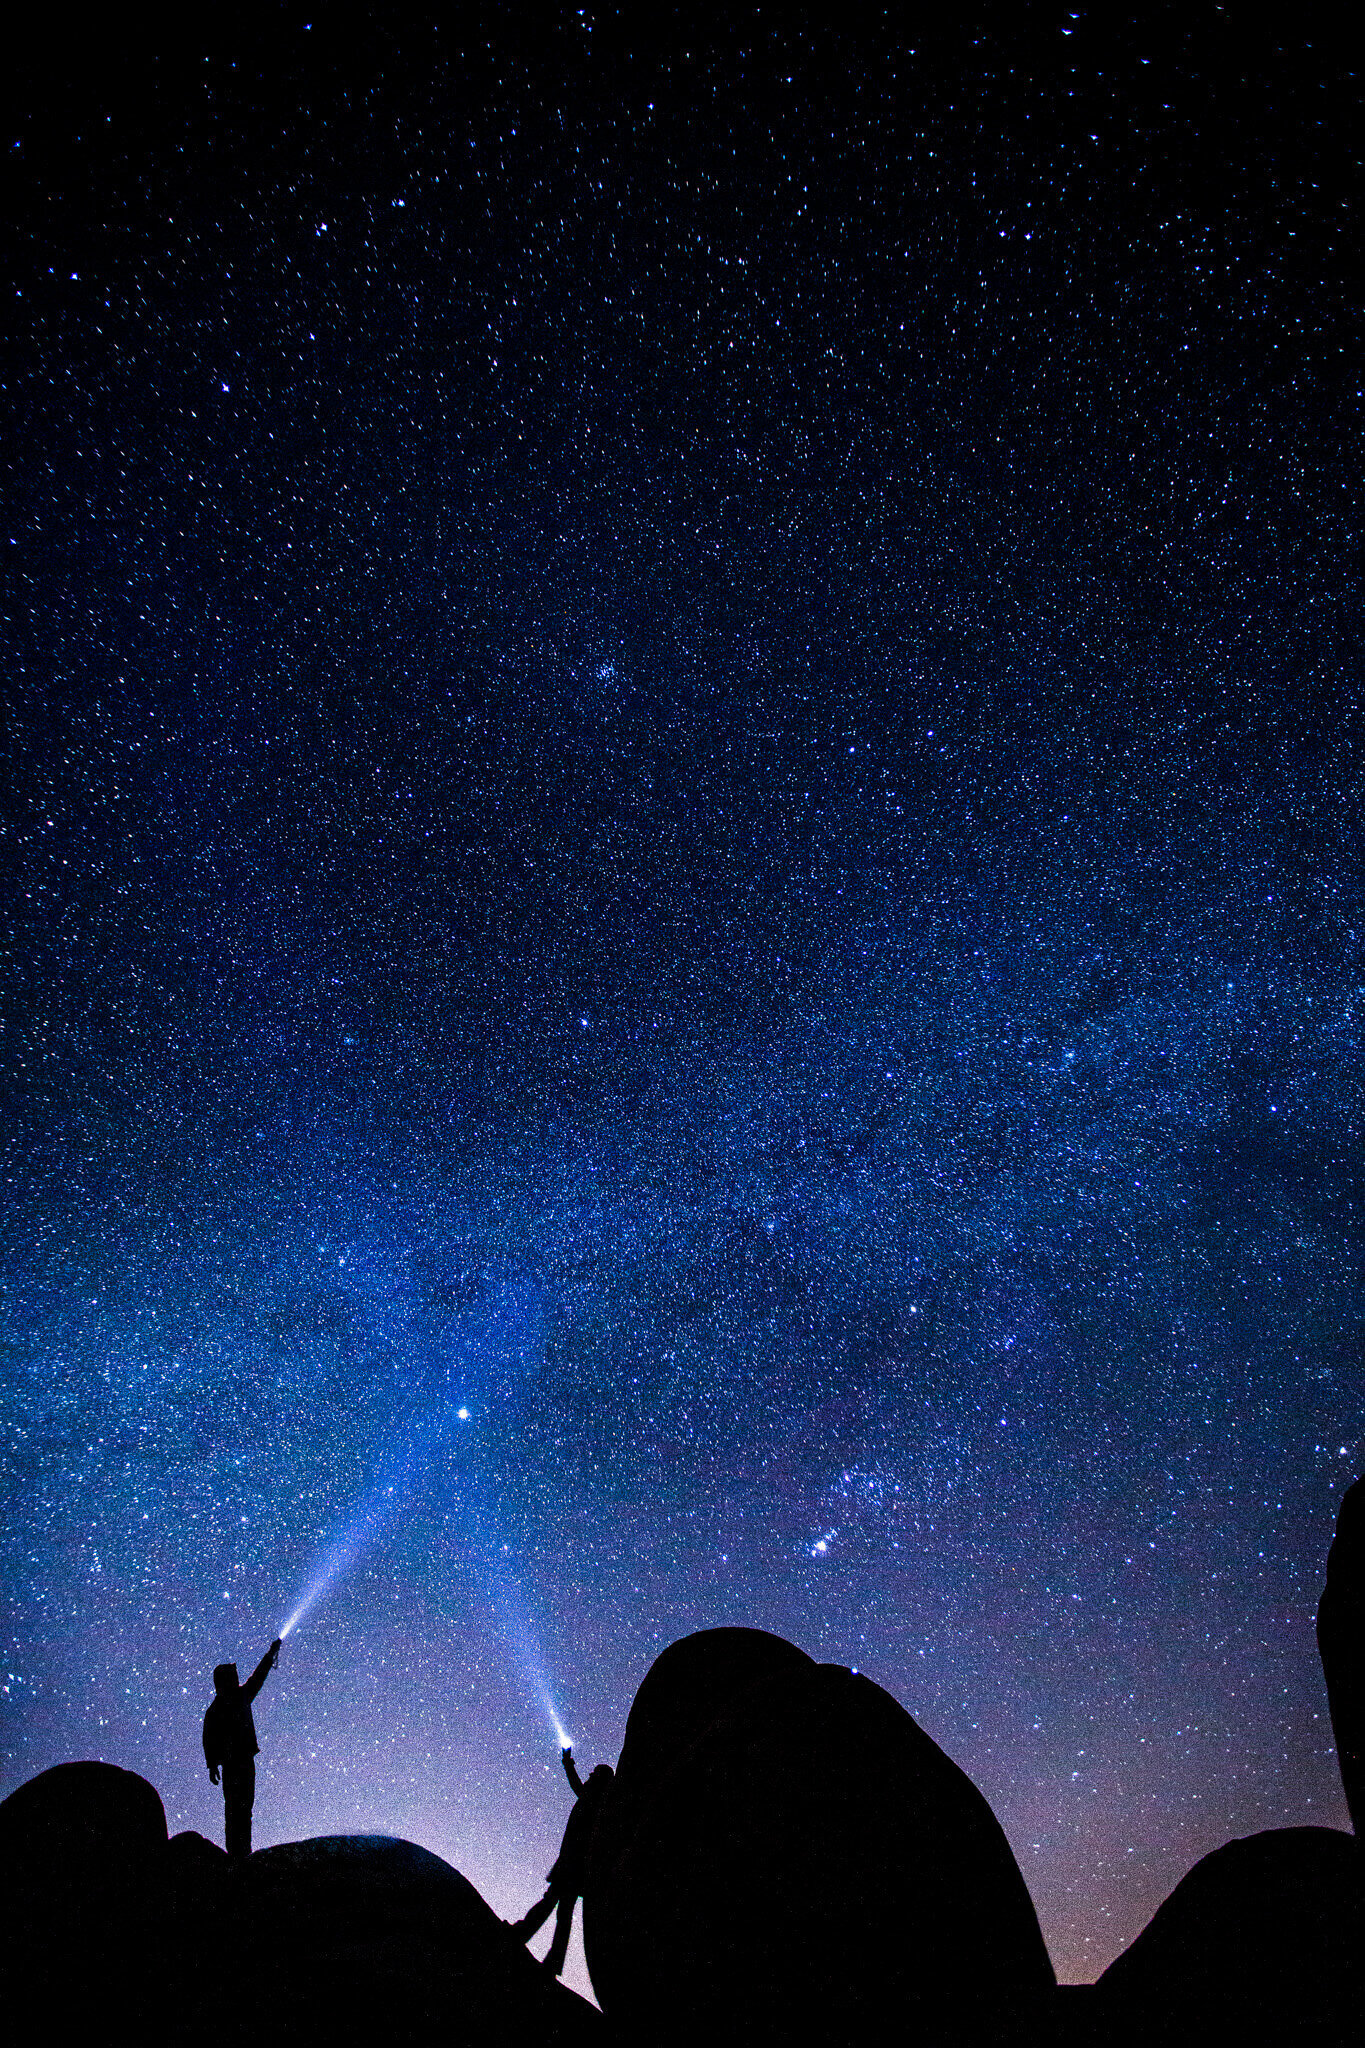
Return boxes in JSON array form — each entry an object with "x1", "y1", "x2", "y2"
[
  {"x1": 10, "y1": 1480, "x2": 1362, "y2": 2043},
  {"x1": 582, "y1": 1625, "x2": 1056, "y2": 2046},
  {"x1": 1081, "y1": 1479, "x2": 1365, "y2": 2045},
  {"x1": 1091, "y1": 1826, "x2": 1364, "y2": 2045},
  {"x1": 513, "y1": 1745, "x2": 616, "y2": 1975},
  {"x1": 1049, "y1": 1984, "x2": 1105, "y2": 2046},
  {"x1": 165, "y1": 1824, "x2": 231, "y2": 1880},
  {"x1": 185, "y1": 1836, "x2": 604, "y2": 2047},
  {"x1": 0, "y1": 1763, "x2": 602, "y2": 2048},
  {"x1": 0, "y1": 1756, "x2": 169, "y2": 1886},
  {"x1": 0, "y1": 1760, "x2": 170, "y2": 2038},
  {"x1": 1318, "y1": 1474, "x2": 1365, "y2": 1834}
]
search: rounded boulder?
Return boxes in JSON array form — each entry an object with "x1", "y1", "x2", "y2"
[
  {"x1": 1094, "y1": 1826, "x2": 1364, "y2": 2045},
  {"x1": 0, "y1": 1759, "x2": 167, "y2": 1903},
  {"x1": 583, "y1": 1627, "x2": 1055, "y2": 2046}
]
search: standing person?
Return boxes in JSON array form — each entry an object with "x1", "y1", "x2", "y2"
[
  {"x1": 512, "y1": 1746, "x2": 614, "y2": 1976},
  {"x1": 202, "y1": 1637, "x2": 281, "y2": 1859}
]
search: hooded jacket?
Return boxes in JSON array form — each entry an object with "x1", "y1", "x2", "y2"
[{"x1": 202, "y1": 1645, "x2": 276, "y2": 1771}]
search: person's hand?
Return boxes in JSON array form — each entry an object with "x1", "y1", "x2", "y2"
[
  {"x1": 208, "y1": 1765, "x2": 220, "y2": 1785},
  {"x1": 270, "y1": 1638, "x2": 281, "y2": 1662}
]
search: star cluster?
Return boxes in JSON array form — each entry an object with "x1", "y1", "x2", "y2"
[{"x1": 2, "y1": 5, "x2": 1361, "y2": 1990}]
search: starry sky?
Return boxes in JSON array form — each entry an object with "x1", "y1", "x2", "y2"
[{"x1": 2, "y1": 1, "x2": 1361, "y2": 1994}]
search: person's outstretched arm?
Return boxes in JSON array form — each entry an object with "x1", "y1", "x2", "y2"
[
  {"x1": 243, "y1": 1638, "x2": 281, "y2": 1703},
  {"x1": 561, "y1": 1746, "x2": 585, "y2": 1798}
]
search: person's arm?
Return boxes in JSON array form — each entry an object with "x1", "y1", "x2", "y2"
[
  {"x1": 203, "y1": 1704, "x2": 220, "y2": 1782},
  {"x1": 242, "y1": 1638, "x2": 281, "y2": 1703},
  {"x1": 561, "y1": 1746, "x2": 585, "y2": 1798}
]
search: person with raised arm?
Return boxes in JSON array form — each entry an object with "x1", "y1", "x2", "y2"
[
  {"x1": 512, "y1": 1744, "x2": 615, "y2": 1976},
  {"x1": 202, "y1": 1637, "x2": 282, "y2": 1859}
]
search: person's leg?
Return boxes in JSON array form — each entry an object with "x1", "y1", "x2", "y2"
[
  {"x1": 511, "y1": 1887, "x2": 558, "y2": 1940},
  {"x1": 543, "y1": 1891, "x2": 576, "y2": 1976},
  {"x1": 222, "y1": 1759, "x2": 256, "y2": 1859}
]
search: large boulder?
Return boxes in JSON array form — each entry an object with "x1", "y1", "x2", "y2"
[
  {"x1": 0, "y1": 1760, "x2": 170, "y2": 2036},
  {"x1": 0, "y1": 1757, "x2": 168, "y2": 1894},
  {"x1": 583, "y1": 1626, "x2": 1056, "y2": 2046},
  {"x1": 175, "y1": 1834, "x2": 603, "y2": 2048},
  {"x1": 1318, "y1": 1475, "x2": 1365, "y2": 1832},
  {"x1": 1093, "y1": 1826, "x2": 1364, "y2": 2045}
]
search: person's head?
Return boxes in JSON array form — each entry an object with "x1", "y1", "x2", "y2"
[
  {"x1": 587, "y1": 1764, "x2": 614, "y2": 1790},
  {"x1": 213, "y1": 1662, "x2": 240, "y2": 1697}
]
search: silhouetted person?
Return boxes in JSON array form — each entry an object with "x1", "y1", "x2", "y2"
[
  {"x1": 203, "y1": 1637, "x2": 281, "y2": 1859},
  {"x1": 1318, "y1": 1475, "x2": 1365, "y2": 1833},
  {"x1": 512, "y1": 1746, "x2": 614, "y2": 1976}
]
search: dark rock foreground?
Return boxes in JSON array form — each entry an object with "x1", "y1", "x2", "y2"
[
  {"x1": 4, "y1": 1626, "x2": 1362, "y2": 2046},
  {"x1": 0, "y1": 1760, "x2": 602, "y2": 2048},
  {"x1": 583, "y1": 1626, "x2": 1057, "y2": 2046},
  {"x1": 1090, "y1": 1825, "x2": 1364, "y2": 2046}
]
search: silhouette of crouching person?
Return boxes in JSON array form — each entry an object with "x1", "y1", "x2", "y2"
[
  {"x1": 513, "y1": 1747, "x2": 614, "y2": 1976},
  {"x1": 203, "y1": 1638, "x2": 281, "y2": 1859}
]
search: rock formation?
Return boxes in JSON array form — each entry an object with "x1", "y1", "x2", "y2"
[
  {"x1": 1318, "y1": 1473, "x2": 1365, "y2": 1834},
  {"x1": 1091, "y1": 1825, "x2": 1363, "y2": 2045},
  {"x1": 0, "y1": 1762, "x2": 602, "y2": 2048},
  {"x1": 582, "y1": 1625, "x2": 1056, "y2": 2046},
  {"x1": 1082, "y1": 1480, "x2": 1365, "y2": 2045},
  {"x1": 8, "y1": 1479, "x2": 1362, "y2": 2044},
  {"x1": 0, "y1": 1759, "x2": 171, "y2": 2038}
]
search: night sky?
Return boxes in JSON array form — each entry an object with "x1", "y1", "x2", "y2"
[{"x1": 3, "y1": 2, "x2": 1361, "y2": 1995}]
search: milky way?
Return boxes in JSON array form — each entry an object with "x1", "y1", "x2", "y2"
[{"x1": 2, "y1": 6, "x2": 1361, "y2": 1990}]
